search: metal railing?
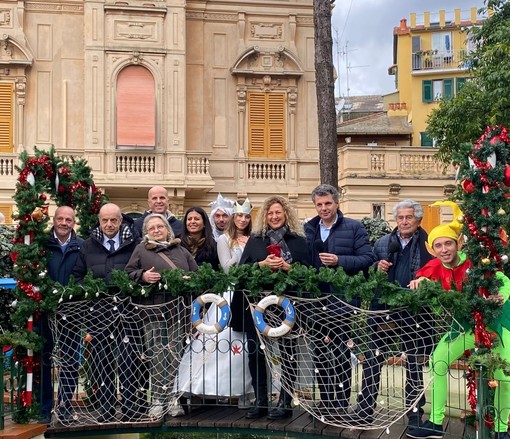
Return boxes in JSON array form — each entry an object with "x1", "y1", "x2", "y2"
[{"x1": 411, "y1": 49, "x2": 469, "y2": 71}]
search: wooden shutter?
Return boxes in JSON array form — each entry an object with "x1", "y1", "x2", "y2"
[
  {"x1": 420, "y1": 204, "x2": 440, "y2": 234},
  {"x1": 420, "y1": 132, "x2": 433, "y2": 147},
  {"x1": 456, "y1": 77, "x2": 467, "y2": 94},
  {"x1": 248, "y1": 92, "x2": 286, "y2": 158},
  {"x1": 0, "y1": 205, "x2": 12, "y2": 224},
  {"x1": 116, "y1": 66, "x2": 155, "y2": 148},
  {"x1": 268, "y1": 93, "x2": 285, "y2": 157},
  {"x1": 422, "y1": 80, "x2": 432, "y2": 103},
  {"x1": 443, "y1": 79, "x2": 454, "y2": 100},
  {"x1": 0, "y1": 83, "x2": 13, "y2": 153},
  {"x1": 248, "y1": 93, "x2": 267, "y2": 157}
]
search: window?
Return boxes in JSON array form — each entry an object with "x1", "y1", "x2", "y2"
[
  {"x1": 420, "y1": 132, "x2": 434, "y2": 147},
  {"x1": 422, "y1": 79, "x2": 453, "y2": 102},
  {"x1": 372, "y1": 204, "x2": 384, "y2": 219},
  {"x1": 432, "y1": 32, "x2": 452, "y2": 57},
  {"x1": 0, "y1": 83, "x2": 13, "y2": 153},
  {"x1": 248, "y1": 92, "x2": 286, "y2": 158},
  {"x1": 116, "y1": 66, "x2": 155, "y2": 149}
]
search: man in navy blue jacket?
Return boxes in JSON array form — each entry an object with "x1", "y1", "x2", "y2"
[
  {"x1": 304, "y1": 184, "x2": 376, "y2": 415},
  {"x1": 40, "y1": 206, "x2": 83, "y2": 425}
]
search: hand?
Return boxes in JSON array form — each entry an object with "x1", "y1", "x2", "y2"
[
  {"x1": 237, "y1": 236, "x2": 249, "y2": 246},
  {"x1": 318, "y1": 252, "x2": 338, "y2": 267},
  {"x1": 378, "y1": 259, "x2": 393, "y2": 272},
  {"x1": 486, "y1": 294, "x2": 505, "y2": 306},
  {"x1": 260, "y1": 254, "x2": 284, "y2": 271},
  {"x1": 408, "y1": 277, "x2": 426, "y2": 290},
  {"x1": 142, "y1": 266, "x2": 161, "y2": 284}
]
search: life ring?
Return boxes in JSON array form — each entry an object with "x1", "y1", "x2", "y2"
[
  {"x1": 254, "y1": 295, "x2": 296, "y2": 338},
  {"x1": 192, "y1": 293, "x2": 231, "y2": 334}
]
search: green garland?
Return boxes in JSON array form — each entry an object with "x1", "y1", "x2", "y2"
[{"x1": 51, "y1": 262, "x2": 461, "y2": 314}]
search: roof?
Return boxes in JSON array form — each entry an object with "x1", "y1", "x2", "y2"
[
  {"x1": 338, "y1": 95, "x2": 384, "y2": 113},
  {"x1": 336, "y1": 112, "x2": 413, "y2": 135}
]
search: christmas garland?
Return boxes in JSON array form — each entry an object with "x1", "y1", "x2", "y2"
[
  {"x1": 453, "y1": 125, "x2": 510, "y2": 425},
  {"x1": 2, "y1": 146, "x2": 106, "y2": 422}
]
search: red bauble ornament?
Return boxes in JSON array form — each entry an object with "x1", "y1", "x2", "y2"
[
  {"x1": 462, "y1": 179, "x2": 476, "y2": 193},
  {"x1": 40, "y1": 194, "x2": 47, "y2": 201},
  {"x1": 503, "y1": 165, "x2": 510, "y2": 187}
]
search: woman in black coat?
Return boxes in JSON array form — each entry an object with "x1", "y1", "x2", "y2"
[
  {"x1": 231, "y1": 195, "x2": 310, "y2": 420},
  {"x1": 180, "y1": 207, "x2": 220, "y2": 269}
]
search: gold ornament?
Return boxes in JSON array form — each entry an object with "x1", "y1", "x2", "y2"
[
  {"x1": 497, "y1": 208, "x2": 506, "y2": 215},
  {"x1": 481, "y1": 258, "x2": 491, "y2": 266}
]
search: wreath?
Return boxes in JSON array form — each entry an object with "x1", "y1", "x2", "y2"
[{"x1": 2, "y1": 146, "x2": 106, "y2": 422}]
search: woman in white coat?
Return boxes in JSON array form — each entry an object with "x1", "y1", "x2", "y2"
[{"x1": 177, "y1": 199, "x2": 254, "y2": 407}]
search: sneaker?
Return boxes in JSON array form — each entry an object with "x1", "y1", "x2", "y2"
[
  {"x1": 169, "y1": 400, "x2": 185, "y2": 417},
  {"x1": 238, "y1": 394, "x2": 252, "y2": 409},
  {"x1": 406, "y1": 420, "x2": 444, "y2": 439},
  {"x1": 494, "y1": 433, "x2": 510, "y2": 439}
]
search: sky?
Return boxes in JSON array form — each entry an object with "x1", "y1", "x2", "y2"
[{"x1": 331, "y1": 0, "x2": 486, "y2": 98}]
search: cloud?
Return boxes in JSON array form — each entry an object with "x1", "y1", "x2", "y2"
[{"x1": 331, "y1": 0, "x2": 485, "y2": 97}]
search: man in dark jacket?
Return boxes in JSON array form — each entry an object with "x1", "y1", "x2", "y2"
[
  {"x1": 39, "y1": 206, "x2": 83, "y2": 424},
  {"x1": 134, "y1": 186, "x2": 183, "y2": 238},
  {"x1": 304, "y1": 184, "x2": 376, "y2": 415},
  {"x1": 352, "y1": 200, "x2": 434, "y2": 427},
  {"x1": 73, "y1": 203, "x2": 141, "y2": 422}
]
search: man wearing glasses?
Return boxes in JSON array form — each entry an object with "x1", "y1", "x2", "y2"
[{"x1": 346, "y1": 200, "x2": 434, "y2": 427}]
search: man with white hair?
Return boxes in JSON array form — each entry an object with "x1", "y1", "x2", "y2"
[{"x1": 209, "y1": 193, "x2": 235, "y2": 241}]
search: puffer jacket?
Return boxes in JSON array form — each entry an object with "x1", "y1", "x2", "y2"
[{"x1": 304, "y1": 210, "x2": 376, "y2": 275}]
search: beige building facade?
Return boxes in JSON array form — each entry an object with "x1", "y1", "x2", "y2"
[{"x1": 0, "y1": 0, "x2": 322, "y2": 221}]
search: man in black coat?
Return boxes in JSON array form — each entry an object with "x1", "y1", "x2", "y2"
[
  {"x1": 304, "y1": 184, "x2": 376, "y2": 416},
  {"x1": 134, "y1": 186, "x2": 183, "y2": 238},
  {"x1": 73, "y1": 203, "x2": 141, "y2": 422}
]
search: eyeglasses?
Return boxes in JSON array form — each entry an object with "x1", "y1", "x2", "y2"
[{"x1": 147, "y1": 224, "x2": 166, "y2": 232}]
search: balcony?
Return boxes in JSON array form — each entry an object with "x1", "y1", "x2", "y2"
[
  {"x1": 411, "y1": 49, "x2": 469, "y2": 72},
  {"x1": 338, "y1": 145, "x2": 455, "y2": 178}
]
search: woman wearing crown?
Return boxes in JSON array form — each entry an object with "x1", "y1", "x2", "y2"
[{"x1": 176, "y1": 199, "x2": 255, "y2": 406}]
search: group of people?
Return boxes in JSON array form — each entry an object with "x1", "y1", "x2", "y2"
[{"x1": 37, "y1": 184, "x2": 509, "y2": 439}]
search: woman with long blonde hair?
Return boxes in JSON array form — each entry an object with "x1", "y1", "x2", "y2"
[
  {"x1": 230, "y1": 195, "x2": 310, "y2": 420},
  {"x1": 217, "y1": 198, "x2": 253, "y2": 273}
]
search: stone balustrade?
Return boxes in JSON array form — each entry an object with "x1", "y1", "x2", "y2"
[
  {"x1": 339, "y1": 144, "x2": 455, "y2": 178},
  {"x1": 247, "y1": 161, "x2": 286, "y2": 180}
]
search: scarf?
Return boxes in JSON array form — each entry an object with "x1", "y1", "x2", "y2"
[
  {"x1": 186, "y1": 236, "x2": 205, "y2": 257},
  {"x1": 266, "y1": 226, "x2": 293, "y2": 264},
  {"x1": 144, "y1": 236, "x2": 181, "y2": 250}
]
